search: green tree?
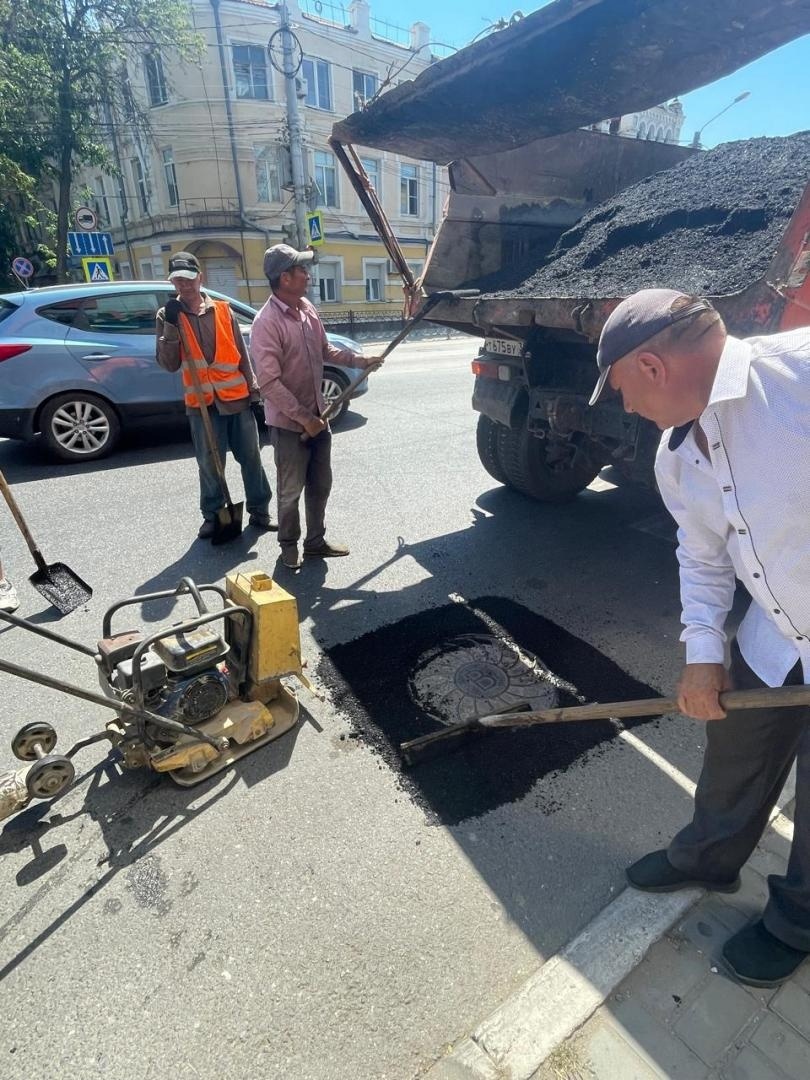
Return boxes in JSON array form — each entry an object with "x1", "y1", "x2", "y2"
[{"x1": 0, "y1": 0, "x2": 201, "y2": 282}]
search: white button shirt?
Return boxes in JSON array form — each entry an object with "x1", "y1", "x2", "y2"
[{"x1": 655, "y1": 330, "x2": 810, "y2": 688}]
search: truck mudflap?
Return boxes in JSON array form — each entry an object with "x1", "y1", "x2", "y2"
[{"x1": 472, "y1": 376, "x2": 524, "y2": 428}]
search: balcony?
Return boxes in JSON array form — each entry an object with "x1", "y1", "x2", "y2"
[{"x1": 112, "y1": 199, "x2": 243, "y2": 243}]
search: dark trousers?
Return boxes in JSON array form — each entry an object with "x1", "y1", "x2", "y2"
[
  {"x1": 668, "y1": 641, "x2": 810, "y2": 950},
  {"x1": 188, "y1": 408, "x2": 272, "y2": 521},
  {"x1": 270, "y1": 426, "x2": 332, "y2": 549}
]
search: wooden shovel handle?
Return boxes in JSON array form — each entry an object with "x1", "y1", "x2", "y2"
[
  {"x1": 174, "y1": 319, "x2": 234, "y2": 506},
  {"x1": 301, "y1": 290, "x2": 453, "y2": 443},
  {"x1": 479, "y1": 683, "x2": 810, "y2": 728},
  {"x1": 0, "y1": 467, "x2": 47, "y2": 570}
]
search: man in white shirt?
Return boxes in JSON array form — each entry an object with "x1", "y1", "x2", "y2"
[{"x1": 590, "y1": 288, "x2": 810, "y2": 987}]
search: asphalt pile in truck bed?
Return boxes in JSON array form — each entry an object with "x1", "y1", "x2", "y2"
[{"x1": 487, "y1": 133, "x2": 810, "y2": 299}]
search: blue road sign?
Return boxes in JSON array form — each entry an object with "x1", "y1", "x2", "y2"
[
  {"x1": 81, "y1": 257, "x2": 114, "y2": 282},
  {"x1": 68, "y1": 231, "x2": 115, "y2": 257},
  {"x1": 12, "y1": 256, "x2": 34, "y2": 278}
]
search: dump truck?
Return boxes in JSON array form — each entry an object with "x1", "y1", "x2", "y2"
[{"x1": 330, "y1": 0, "x2": 810, "y2": 500}]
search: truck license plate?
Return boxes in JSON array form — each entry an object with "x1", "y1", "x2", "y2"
[{"x1": 484, "y1": 337, "x2": 522, "y2": 357}]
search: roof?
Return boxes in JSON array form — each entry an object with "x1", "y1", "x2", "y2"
[{"x1": 331, "y1": 0, "x2": 810, "y2": 163}]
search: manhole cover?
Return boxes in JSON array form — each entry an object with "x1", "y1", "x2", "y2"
[{"x1": 409, "y1": 634, "x2": 559, "y2": 725}]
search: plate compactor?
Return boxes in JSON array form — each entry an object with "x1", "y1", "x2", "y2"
[{"x1": 0, "y1": 572, "x2": 308, "y2": 822}]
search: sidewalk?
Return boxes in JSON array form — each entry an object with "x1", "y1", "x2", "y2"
[
  {"x1": 420, "y1": 789, "x2": 805, "y2": 1080},
  {"x1": 532, "y1": 820, "x2": 810, "y2": 1080}
]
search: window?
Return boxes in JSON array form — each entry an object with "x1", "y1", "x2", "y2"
[
  {"x1": 302, "y1": 58, "x2": 332, "y2": 110},
  {"x1": 139, "y1": 258, "x2": 162, "y2": 280},
  {"x1": 255, "y1": 145, "x2": 281, "y2": 203},
  {"x1": 314, "y1": 261, "x2": 340, "y2": 303},
  {"x1": 400, "y1": 164, "x2": 419, "y2": 216},
  {"x1": 144, "y1": 52, "x2": 168, "y2": 107},
  {"x1": 314, "y1": 150, "x2": 339, "y2": 208},
  {"x1": 118, "y1": 262, "x2": 133, "y2": 281},
  {"x1": 162, "y1": 148, "x2": 179, "y2": 208},
  {"x1": 233, "y1": 44, "x2": 269, "y2": 100},
  {"x1": 359, "y1": 157, "x2": 381, "y2": 198},
  {"x1": 364, "y1": 261, "x2": 386, "y2": 302},
  {"x1": 353, "y1": 70, "x2": 378, "y2": 109},
  {"x1": 77, "y1": 292, "x2": 163, "y2": 335},
  {"x1": 93, "y1": 176, "x2": 111, "y2": 224},
  {"x1": 130, "y1": 157, "x2": 149, "y2": 214},
  {"x1": 35, "y1": 299, "x2": 83, "y2": 327}
]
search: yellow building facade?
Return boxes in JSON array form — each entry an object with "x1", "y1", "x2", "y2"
[{"x1": 77, "y1": 0, "x2": 447, "y2": 320}]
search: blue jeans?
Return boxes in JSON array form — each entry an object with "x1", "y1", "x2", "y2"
[{"x1": 188, "y1": 407, "x2": 272, "y2": 520}]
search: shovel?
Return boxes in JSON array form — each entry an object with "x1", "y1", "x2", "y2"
[
  {"x1": 0, "y1": 469, "x2": 92, "y2": 615},
  {"x1": 302, "y1": 289, "x2": 480, "y2": 442},
  {"x1": 176, "y1": 320, "x2": 244, "y2": 545},
  {"x1": 399, "y1": 683, "x2": 810, "y2": 766}
]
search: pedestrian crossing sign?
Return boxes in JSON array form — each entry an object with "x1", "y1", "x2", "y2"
[
  {"x1": 306, "y1": 211, "x2": 325, "y2": 247},
  {"x1": 81, "y1": 256, "x2": 114, "y2": 283}
]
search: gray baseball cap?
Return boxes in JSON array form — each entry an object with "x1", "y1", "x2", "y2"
[
  {"x1": 168, "y1": 251, "x2": 201, "y2": 280},
  {"x1": 589, "y1": 289, "x2": 713, "y2": 406},
  {"x1": 263, "y1": 243, "x2": 315, "y2": 281}
]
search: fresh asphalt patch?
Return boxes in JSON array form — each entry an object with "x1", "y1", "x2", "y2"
[{"x1": 318, "y1": 596, "x2": 657, "y2": 825}]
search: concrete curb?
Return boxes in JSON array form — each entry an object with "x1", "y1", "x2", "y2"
[
  {"x1": 422, "y1": 775, "x2": 796, "y2": 1080},
  {"x1": 422, "y1": 887, "x2": 701, "y2": 1080}
]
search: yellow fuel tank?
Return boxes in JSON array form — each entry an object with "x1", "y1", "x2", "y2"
[{"x1": 225, "y1": 571, "x2": 303, "y2": 684}]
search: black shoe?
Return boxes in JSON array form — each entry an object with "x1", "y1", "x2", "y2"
[
  {"x1": 198, "y1": 520, "x2": 216, "y2": 539},
  {"x1": 303, "y1": 540, "x2": 349, "y2": 558},
  {"x1": 280, "y1": 545, "x2": 302, "y2": 570},
  {"x1": 626, "y1": 850, "x2": 740, "y2": 893},
  {"x1": 248, "y1": 513, "x2": 278, "y2": 532},
  {"x1": 723, "y1": 919, "x2": 809, "y2": 987}
]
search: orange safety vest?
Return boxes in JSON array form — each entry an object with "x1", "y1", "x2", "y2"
[{"x1": 178, "y1": 301, "x2": 249, "y2": 408}]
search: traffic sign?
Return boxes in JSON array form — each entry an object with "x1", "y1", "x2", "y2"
[
  {"x1": 81, "y1": 256, "x2": 114, "y2": 283},
  {"x1": 68, "y1": 231, "x2": 114, "y2": 256},
  {"x1": 11, "y1": 256, "x2": 34, "y2": 279},
  {"x1": 74, "y1": 206, "x2": 99, "y2": 231},
  {"x1": 306, "y1": 211, "x2": 325, "y2": 247}
]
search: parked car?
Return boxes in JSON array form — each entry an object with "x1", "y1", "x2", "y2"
[{"x1": 0, "y1": 282, "x2": 369, "y2": 462}]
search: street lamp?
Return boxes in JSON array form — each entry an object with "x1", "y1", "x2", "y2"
[{"x1": 690, "y1": 91, "x2": 751, "y2": 148}]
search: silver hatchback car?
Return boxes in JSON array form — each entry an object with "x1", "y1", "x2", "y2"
[{"x1": 0, "y1": 282, "x2": 368, "y2": 462}]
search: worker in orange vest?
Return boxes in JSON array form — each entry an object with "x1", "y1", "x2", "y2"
[{"x1": 156, "y1": 252, "x2": 274, "y2": 539}]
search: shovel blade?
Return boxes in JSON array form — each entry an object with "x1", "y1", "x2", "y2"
[
  {"x1": 211, "y1": 501, "x2": 244, "y2": 545},
  {"x1": 29, "y1": 562, "x2": 92, "y2": 615}
]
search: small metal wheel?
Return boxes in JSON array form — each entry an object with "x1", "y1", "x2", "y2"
[
  {"x1": 12, "y1": 721, "x2": 57, "y2": 761},
  {"x1": 25, "y1": 755, "x2": 75, "y2": 800}
]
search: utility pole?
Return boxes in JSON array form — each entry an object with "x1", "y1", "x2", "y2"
[{"x1": 278, "y1": 3, "x2": 309, "y2": 249}]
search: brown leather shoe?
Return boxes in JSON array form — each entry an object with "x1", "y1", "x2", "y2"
[{"x1": 303, "y1": 540, "x2": 349, "y2": 558}]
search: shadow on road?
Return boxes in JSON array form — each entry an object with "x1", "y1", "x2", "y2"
[
  {"x1": 0, "y1": 407, "x2": 368, "y2": 485},
  {"x1": 0, "y1": 709, "x2": 308, "y2": 980},
  {"x1": 0, "y1": 424, "x2": 195, "y2": 484}
]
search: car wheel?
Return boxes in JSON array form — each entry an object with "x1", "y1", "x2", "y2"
[
  {"x1": 321, "y1": 370, "x2": 350, "y2": 423},
  {"x1": 39, "y1": 393, "x2": 121, "y2": 462}
]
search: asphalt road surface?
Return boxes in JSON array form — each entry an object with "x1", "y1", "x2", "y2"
[{"x1": 0, "y1": 336, "x2": 737, "y2": 1079}]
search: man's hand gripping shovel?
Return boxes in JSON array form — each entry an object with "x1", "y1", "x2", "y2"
[{"x1": 301, "y1": 289, "x2": 480, "y2": 443}]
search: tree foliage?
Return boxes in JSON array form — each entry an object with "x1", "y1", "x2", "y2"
[{"x1": 0, "y1": 0, "x2": 201, "y2": 285}]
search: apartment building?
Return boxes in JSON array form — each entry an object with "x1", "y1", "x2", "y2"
[{"x1": 81, "y1": 0, "x2": 448, "y2": 312}]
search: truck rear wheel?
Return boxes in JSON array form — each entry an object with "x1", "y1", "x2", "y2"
[
  {"x1": 497, "y1": 416, "x2": 601, "y2": 502},
  {"x1": 475, "y1": 415, "x2": 509, "y2": 484}
]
